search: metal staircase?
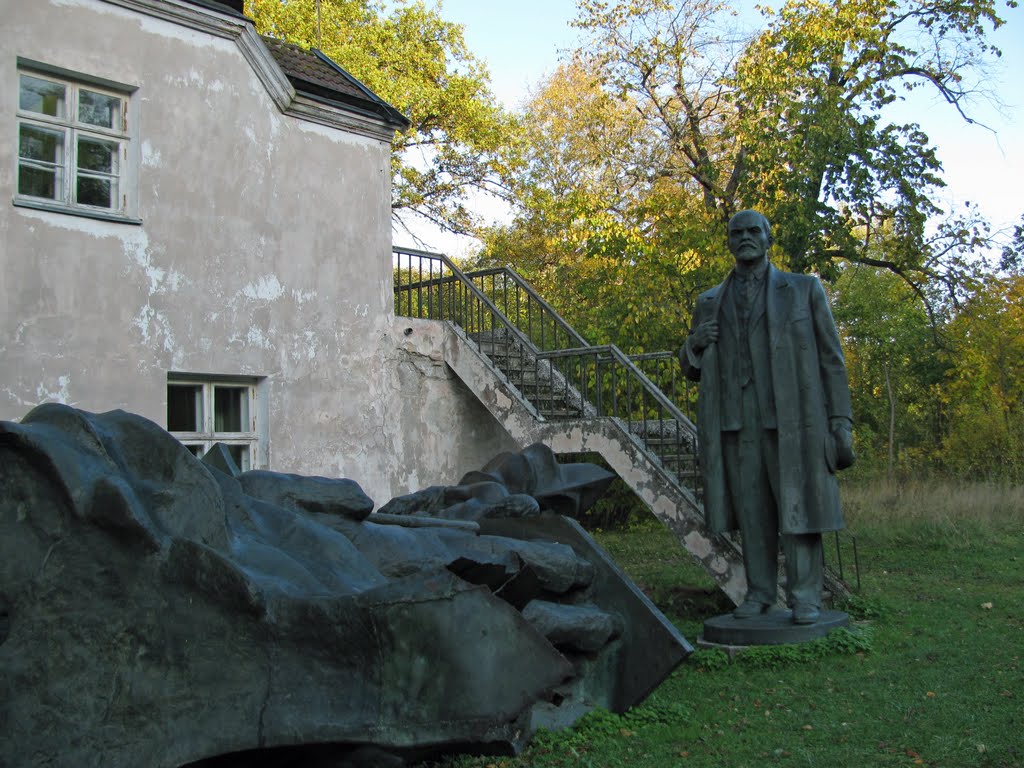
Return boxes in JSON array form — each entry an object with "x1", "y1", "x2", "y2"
[{"x1": 393, "y1": 246, "x2": 852, "y2": 606}]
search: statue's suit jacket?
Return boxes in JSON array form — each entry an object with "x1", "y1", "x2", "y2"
[{"x1": 680, "y1": 265, "x2": 852, "y2": 536}]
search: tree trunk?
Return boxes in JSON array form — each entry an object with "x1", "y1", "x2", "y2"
[{"x1": 884, "y1": 362, "x2": 896, "y2": 479}]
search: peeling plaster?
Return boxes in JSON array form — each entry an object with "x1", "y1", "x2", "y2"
[
  {"x1": 12, "y1": 321, "x2": 33, "y2": 346},
  {"x1": 17, "y1": 209, "x2": 184, "y2": 302},
  {"x1": 493, "y1": 389, "x2": 513, "y2": 410},
  {"x1": 241, "y1": 275, "x2": 285, "y2": 302},
  {"x1": 132, "y1": 304, "x2": 175, "y2": 353},
  {"x1": 245, "y1": 326, "x2": 272, "y2": 350},
  {"x1": 683, "y1": 532, "x2": 713, "y2": 559},
  {"x1": 124, "y1": 233, "x2": 184, "y2": 296},
  {"x1": 285, "y1": 330, "x2": 322, "y2": 365},
  {"x1": 2, "y1": 388, "x2": 37, "y2": 409},
  {"x1": 262, "y1": 100, "x2": 283, "y2": 141},
  {"x1": 652, "y1": 494, "x2": 677, "y2": 518},
  {"x1": 141, "y1": 140, "x2": 162, "y2": 168},
  {"x1": 35, "y1": 375, "x2": 73, "y2": 405},
  {"x1": 243, "y1": 123, "x2": 260, "y2": 149}
]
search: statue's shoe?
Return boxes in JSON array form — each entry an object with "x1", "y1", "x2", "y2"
[
  {"x1": 792, "y1": 604, "x2": 820, "y2": 624},
  {"x1": 733, "y1": 599, "x2": 771, "y2": 619}
]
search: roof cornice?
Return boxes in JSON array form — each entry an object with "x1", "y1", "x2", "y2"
[
  {"x1": 288, "y1": 95, "x2": 399, "y2": 141},
  {"x1": 99, "y1": 0, "x2": 399, "y2": 142}
]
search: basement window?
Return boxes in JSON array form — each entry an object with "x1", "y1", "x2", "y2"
[
  {"x1": 167, "y1": 376, "x2": 265, "y2": 471},
  {"x1": 14, "y1": 61, "x2": 139, "y2": 222}
]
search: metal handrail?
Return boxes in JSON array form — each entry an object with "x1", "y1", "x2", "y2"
[
  {"x1": 538, "y1": 345, "x2": 692, "y2": 428},
  {"x1": 462, "y1": 270, "x2": 697, "y2": 424},
  {"x1": 627, "y1": 350, "x2": 698, "y2": 427},
  {"x1": 394, "y1": 246, "x2": 702, "y2": 500},
  {"x1": 393, "y1": 246, "x2": 555, "y2": 367},
  {"x1": 463, "y1": 266, "x2": 591, "y2": 351}
]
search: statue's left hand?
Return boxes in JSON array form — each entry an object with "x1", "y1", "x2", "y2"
[{"x1": 830, "y1": 418, "x2": 856, "y2": 470}]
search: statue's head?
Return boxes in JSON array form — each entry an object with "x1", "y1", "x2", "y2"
[{"x1": 727, "y1": 209, "x2": 773, "y2": 265}]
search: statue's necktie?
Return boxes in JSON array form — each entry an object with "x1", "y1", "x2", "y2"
[{"x1": 736, "y1": 274, "x2": 751, "y2": 329}]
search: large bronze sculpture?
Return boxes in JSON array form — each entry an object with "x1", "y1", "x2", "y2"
[
  {"x1": 680, "y1": 210, "x2": 855, "y2": 625},
  {"x1": 0, "y1": 403, "x2": 689, "y2": 767}
]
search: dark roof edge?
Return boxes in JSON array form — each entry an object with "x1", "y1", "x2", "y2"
[
  {"x1": 179, "y1": 0, "x2": 248, "y2": 20},
  {"x1": 293, "y1": 89, "x2": 405, "y2": 133},
  {"x1": 311, "y1": 49, "x2": 411, "y2": 131}
]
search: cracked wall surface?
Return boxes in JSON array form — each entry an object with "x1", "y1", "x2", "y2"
[
  {"x1": 1, "y1": 1, "x2": 518, "y2": 506},
  {"x1": 383, "y1": 318, "x2": 519, "y2": 497}
]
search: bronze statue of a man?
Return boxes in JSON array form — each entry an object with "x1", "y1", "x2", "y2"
[{"x1": 680, "y1": 210, "x2": 855, "y2": 624}]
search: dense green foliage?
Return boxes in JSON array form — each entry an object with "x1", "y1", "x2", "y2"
[
  {"x1": 418, "y1": 488, "x2": 1023, "y2": 767},
  {"x1": 472, "y1": 0, "x2": 1022, "y2": 481},
  {"x1": 482, "y1": 0, "x2": 1018, "y2": 288}
]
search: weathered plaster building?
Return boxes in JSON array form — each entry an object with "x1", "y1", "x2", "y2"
[{"x1": 2, "y1": 0, "x2": 516, "y2": 504}]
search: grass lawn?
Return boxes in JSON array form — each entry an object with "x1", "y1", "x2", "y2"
[{"x1": 431, "y1": 481, "x2": 1023, "y2": 768}]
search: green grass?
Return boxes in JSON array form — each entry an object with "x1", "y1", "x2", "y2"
[{"x1": 423, "y1": 481, "x2": 1024, "y2": 768}]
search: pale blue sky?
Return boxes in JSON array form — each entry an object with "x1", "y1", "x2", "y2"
[{"x1": 401, "y1": 1, "x2": 1023, "y2": 253}]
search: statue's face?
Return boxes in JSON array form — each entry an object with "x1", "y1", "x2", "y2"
[{"x1": 728, "y1": 211, "x2": 771, "y2": 265}]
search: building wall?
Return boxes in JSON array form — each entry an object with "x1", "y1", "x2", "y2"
[{"x1": 1, "y1": 0, "x2": 516, "y2": 505}]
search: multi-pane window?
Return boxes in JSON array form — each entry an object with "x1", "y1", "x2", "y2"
[
  {"x1": 167, "y1": 378, "x2": 262, "y2": 472},
  {"x1": 16, "y1": 68, "x2": 133, "y2": 216}
]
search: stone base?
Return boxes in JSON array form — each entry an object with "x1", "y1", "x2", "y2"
[{"x1": 700, "y1": 608, "x2": 849, "y2": 647}]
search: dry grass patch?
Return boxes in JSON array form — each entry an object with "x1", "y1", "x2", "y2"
[{"x1": 841, "y1": 478, "x2": 1024, "y2": 531}]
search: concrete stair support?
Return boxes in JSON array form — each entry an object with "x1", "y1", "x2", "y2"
[{"x1": 433, "y1": 318, "x2": 752, "y2": 605}]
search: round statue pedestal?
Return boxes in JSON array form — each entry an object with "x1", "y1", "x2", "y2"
[{"x1": 701, "y1": 608, "x2": 849, "y2": 648}]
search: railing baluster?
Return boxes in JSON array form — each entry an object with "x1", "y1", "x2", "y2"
[
  {"x1": 427, "y1": 257, "x2": 434, "y2": 318},
  {"x1": 528, "y1": 294, "x2": 534, "y2": 348},
  {"x1": 416, "y1": 256, "x2": 422, "y2": 318}
]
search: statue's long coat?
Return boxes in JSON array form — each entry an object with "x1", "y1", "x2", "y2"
[{"x1": 681, "y1": 265, "x2": 852, "y2": 535}]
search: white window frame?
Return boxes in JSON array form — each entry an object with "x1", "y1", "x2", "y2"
[
  {"x1": 14, "y1": 59, "x2": 140, "y2": 223},
  {"x1": 167, "y1": 375, "x2": 267, "y2": 472}
]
